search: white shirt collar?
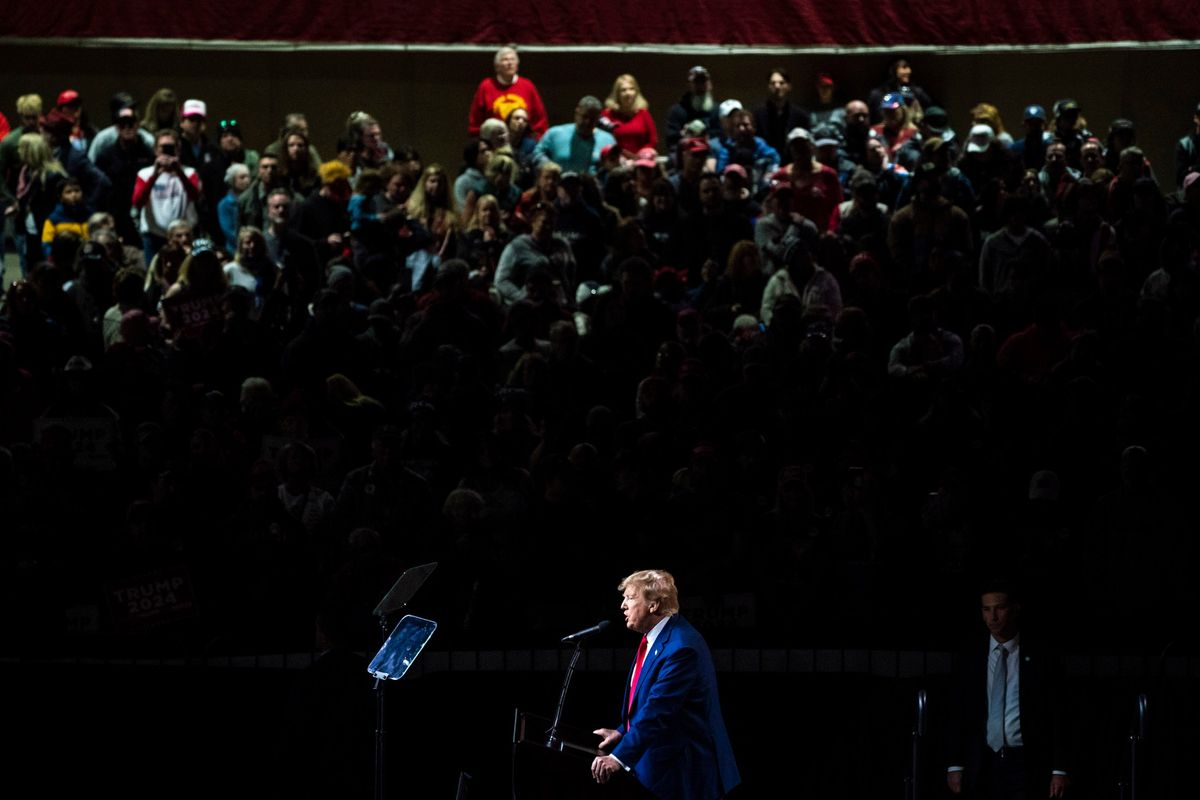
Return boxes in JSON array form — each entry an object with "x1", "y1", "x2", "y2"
[
  {"x1": 644, "y1": 615, "x2": 672, "y2": 650},
  {"x1": 990, "y1": 633, "x2": 1020, "y2": 652}
]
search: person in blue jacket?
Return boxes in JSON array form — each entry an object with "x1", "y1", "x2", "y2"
[
  {"x1": 591, "y1": 569, "x2": 740, "y2": 800},
  {"x1": 533, "y1": 96, "x2": 616, "y2": 175}
]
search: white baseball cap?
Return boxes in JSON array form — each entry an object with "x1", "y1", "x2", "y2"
[
  {"x1": 718, "y1": 99, "x2": 744, "y2": 118},
  {"x1": 965, "y1": 124, "x2": 995, "y2": 153},
  {"x1": 182, "y1": 99, "x2": 207, "y2": 118}
]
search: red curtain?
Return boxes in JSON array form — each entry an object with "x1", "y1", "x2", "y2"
[{"x1": 9, "y1": 1, "x2": 1200, "y2": 47}]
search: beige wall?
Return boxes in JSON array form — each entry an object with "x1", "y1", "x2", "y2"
[{"x1": 3, "y1": 44, "x2": 1198, "y2": 189}]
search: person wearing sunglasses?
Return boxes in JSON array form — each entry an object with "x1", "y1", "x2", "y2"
[
  {"x1": 87, "y1": 91, "x2": 155, "y2": 162},
  {"x1": 177, "y1": 99, "x2": 225, "y2": 248},
  {"x1": 94, "y1": 106, "x2": 156, "y2": 248},
  {"x1": 215, "y1": 118, "x2": 260, "y2": 178}
]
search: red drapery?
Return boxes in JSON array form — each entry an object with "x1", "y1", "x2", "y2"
[{"x1": 8, "y1": 1, "x2": 1200, "y2": 48}]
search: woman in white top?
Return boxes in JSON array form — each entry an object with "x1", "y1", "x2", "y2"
[{"x1": 223, "y1": 226, "x2": 276, "y2": 315}]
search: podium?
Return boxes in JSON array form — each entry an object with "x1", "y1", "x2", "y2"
[{"x1": 512, "y1": 711, "x2": 647, "y2": 800}]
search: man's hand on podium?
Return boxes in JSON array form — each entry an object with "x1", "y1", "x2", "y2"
[
  {"x1": 593, "y1": 728, "x2": 623, "y2": 751},
  {"x1": 591, "y1": 728, "x2": 624, "y2": 784},
  {"x1": 591, "y1": 754, "x2": 622, "y2": 783}
]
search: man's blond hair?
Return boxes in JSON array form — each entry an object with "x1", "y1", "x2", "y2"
[{"x1": 618, "y1": 570, "x2": 679, "y2": 616}]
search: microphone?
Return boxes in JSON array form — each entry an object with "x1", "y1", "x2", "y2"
[{"x1": 560, "y1": 620, "x2": 610, "y2": 643}]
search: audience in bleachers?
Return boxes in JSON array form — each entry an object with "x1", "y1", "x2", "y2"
[{"x1": 1, "y1": 46, "x2": 1198, "y2": 658}]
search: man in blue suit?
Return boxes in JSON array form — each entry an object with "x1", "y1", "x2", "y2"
[{"x1": 591, "y1": 569, "x2": 740, "y2": 800}]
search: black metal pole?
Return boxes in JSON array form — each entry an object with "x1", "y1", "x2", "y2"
[
  {"x1": 375, "y1": 676, "x2": 386, "y2": 800},
  {"x1": 547, "y1": 641, "x2": 584, "y2": 749},
  {"x1": 910, "y1": 689, "x2": 927, "y2": 800},
  {"x1": 374, "y1": 614, "x2": 392, "y2": 800},
  {"x1": 1130, "y1": 693, "x2": 1148, "y2": 800}
]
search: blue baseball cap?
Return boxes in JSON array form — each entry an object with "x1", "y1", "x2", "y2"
[{"x1": 1024, "y1": 104, "x2": 1047, "y2": 121}]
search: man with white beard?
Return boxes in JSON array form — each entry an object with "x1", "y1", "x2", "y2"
[{"x1": 666, "y1": 66, "x2": 721, "y2": 148}]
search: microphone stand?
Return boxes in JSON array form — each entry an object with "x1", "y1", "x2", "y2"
[
  {"x1": 546, "y1": 640, "x2": 585, "y2": 749},
  {"x1": 1119, "y1": 692, "x2": 1149, "y2": 800},
  {"x1": 1130, "y1": 693, "x2": 1148, "y2": 800}
]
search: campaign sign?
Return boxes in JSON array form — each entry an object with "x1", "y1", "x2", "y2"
[
  {"x1": 162, "y1": 291, "x2": 223, "y2": 337},
  {"x1": 105, "y1": 566, "x2": 197, "y2": 631},
  {"x1": 35, "y1": 416, "x2": 120, "y2": 471}
]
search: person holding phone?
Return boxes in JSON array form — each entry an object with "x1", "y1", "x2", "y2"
[{"x1": 132, "y1": 128, "x2": 201, "y2": 264}]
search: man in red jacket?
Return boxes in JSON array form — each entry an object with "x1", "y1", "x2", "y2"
[{"x1": 467, "y1": 45, "x2": 548, "y2": 140}]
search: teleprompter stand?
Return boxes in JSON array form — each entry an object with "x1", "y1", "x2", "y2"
[{"x1": 367, "y1": 562, "x2": 438, "y2": 800}]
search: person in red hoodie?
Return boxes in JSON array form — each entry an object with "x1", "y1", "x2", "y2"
[
  {"x1": 997, "y1": 294, "x2": 1076, "y2": 383},
  {"x1": 776, "y1": 127, "x2": 843, "y2": 233},
  {"x1": 467, "y1": 45, "x2": 548, "y2": 140}
]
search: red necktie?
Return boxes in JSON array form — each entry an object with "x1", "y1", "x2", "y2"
[{"x1": 628, "y1": 635, "x2": 649, "y2": 716}]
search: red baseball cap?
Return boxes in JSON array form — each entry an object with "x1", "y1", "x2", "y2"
[
  {"x1": 722, "y1": 163, "x2": 748, "y2": 180},
  {"x1": 634, "y1": 148, "x2": 659, "y2": 168}
]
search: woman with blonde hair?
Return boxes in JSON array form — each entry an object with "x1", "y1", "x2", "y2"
[
  {"x1": 457, "y1": 193, "x2": 511, "y2": 281},
  {"x1": 165, "y1": 240, "x2": 227, "y2": 302},
  {"x1": 601, "y1": 74, "x2": 658, "y2": 157},
  {"x1": 224, "y1": 226, "x2": 275, "y2": 313},
  {"x1": 141, "y1": 88, "x2": 179, "y2": 134},
  {"x1": 14, "y1": 133, "x2": 67, "y2": 271},
  {"x1": 483, "y1": 152, "x2": 521, "y2": 213},
  {"x1": 405, "y1": 164, "x2": 459, "y2": 289},
  {"x1": 971, "y1": 103, "x2": 1013, "y2": 147},
  {"x1": 407, "y1": 164, "x2": 460, "y2": 240},
  {"x1": 870, "y1": 94, "x2": 919, "y2": 160}
]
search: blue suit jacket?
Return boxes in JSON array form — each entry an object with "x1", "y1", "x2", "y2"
[{"x1": 612, "y1": 615, "x2": 740, "y2": 800}]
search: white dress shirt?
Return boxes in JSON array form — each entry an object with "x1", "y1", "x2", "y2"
[
  {"x1": 613, "y1": 615, "x2": 673, "y2": 770},
  {"x1": 988, "y1": 634, "x2": 1024, "y2": 747},
  {"x1": 949, "y1": 634, "x2": 1066, "y2": 776}
]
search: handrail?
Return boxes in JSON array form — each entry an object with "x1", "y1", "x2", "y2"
[{"x1": 905, "y1": 688, "x2": 928, "y2": 800}]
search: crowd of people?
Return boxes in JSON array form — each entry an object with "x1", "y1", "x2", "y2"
[{"x1": 1, "y1": 48, "x2": 1198, "y2": 657}]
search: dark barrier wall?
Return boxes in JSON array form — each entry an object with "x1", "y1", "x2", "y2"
[
  {"x1": 5, "y1": 661, "x2": 1194, "y2": 797},
  {"x1": 2, "y1": 44, "x2": 1199, "y2": 189}
]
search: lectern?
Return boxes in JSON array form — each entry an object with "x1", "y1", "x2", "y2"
[{"x1": 511, "y1": 711, "x2": 645, "y2": 800}]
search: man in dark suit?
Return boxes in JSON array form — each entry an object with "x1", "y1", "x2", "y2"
[
  {"x1": 591, "y1": 569, "x2": 740, "y2": 800},
  {"x1": 946, "y1": 581, "x2": 1070, "y2": 800}
]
